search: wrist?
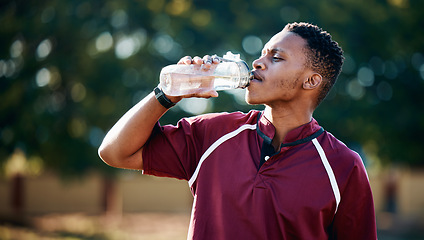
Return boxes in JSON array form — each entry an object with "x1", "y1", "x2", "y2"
[
  {"x1": 154, "y1": 87, "x2": 181, "y2": 109},
  {"x1": 165, "y1": 93, "x2": 183, "y2": 104}
]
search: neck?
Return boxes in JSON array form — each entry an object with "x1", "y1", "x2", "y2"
[{"x1": 263, "y1": 105, "x2": 313, "y2": 151}]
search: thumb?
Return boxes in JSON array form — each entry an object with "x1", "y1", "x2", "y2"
[{"x1": 208, "y1": 90, "x2": 219, "y2": 98}]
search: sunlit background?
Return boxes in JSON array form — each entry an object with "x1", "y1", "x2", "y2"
[{"x1": 1, "y1": 0, "x2": 424, "y2": 239}]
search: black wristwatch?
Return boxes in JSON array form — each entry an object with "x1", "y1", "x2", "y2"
[{"x1": 154, "y1": 86, "x2": 176, "y2": 109}]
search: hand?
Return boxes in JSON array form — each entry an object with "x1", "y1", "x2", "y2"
[
  {"x1": 166, "y1": 55, "x2": 220, "y2": 100},
  {"x1": 164, "y1": 87, "x2": 219, "y2": 104},
  {"x1": 177, "y1": 55, "x2": 220, "y2": 70}
]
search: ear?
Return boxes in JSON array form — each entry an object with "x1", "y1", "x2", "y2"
[{"x1": 303, "y1": 73, "x2": 322, "y2": 90}]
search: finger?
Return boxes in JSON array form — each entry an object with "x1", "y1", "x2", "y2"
[
  {"x1": 207, "y1": 90, "x2": 219, "y2": 98},
  {"x1": 211, "y1": 55, "x2": 220, "y2": 64},
  {"x1": 178, "y1": 56, "x2": 192, "y2": 65},
  {"x1": 192, "y1": 56, "x2": 203, "y2": 65},
  {"x1": 202, "y1": 55, "x2": 213, "y2": 70},
  {"x1": 184, "y1": 90, "x2": 219, "y2": 99},
  {"x1": 198, "y1": 89, "x2": 219, "y2": 98},
  {"x1": 203, "y1": 55, "x2": 212, "y2": 65}
]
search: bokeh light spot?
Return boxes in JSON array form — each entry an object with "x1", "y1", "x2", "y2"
[
  {"x1": 178, "y1": 98, "x2": 210, "y2": 115},
  {"x1": 147, "y1": 0, "x2": 165, "y2": 12},
  {"x1": 36, "y1": 39, "x2": 53, "y2": 60},
  {"x1": 166, "y1": 0, "x2": 191, "y2": 16},
  {"x1": 357, "y1": 67, "x2": 375, "y2": 87},
  {"x1": 36, "y1": 68, "x2": 51, "y2": 87},
  {"x1": 342, "y1": 55, "x2": 356, "y2": 74},
  {"x1": 68, "y1": 118, "x2": 87, "y2": 138},
  {"x1": 110, "y1": 9, "x2": 128, "y2": 29},
  {"x1": 242, "y1": 35, "x2": 263, "y2": 55},
  {"x1": 420, "y1": 64, "x2": 424, "y2": 80},
  {"x1": 346, "y1": 79, "x2": 365, "y2": 100},
  {"x1": 10, "y1": 39, "x2": 24, "y2": 58},
  {"x1": 71, "y1": 82, "x2": 87, "y2": 102},
  {"x1": 95, "y1": 32, "x2": 113, "y2": 52},
  {"x1": 89, "y1": 127, "x2": 104, "y2": 147},
  {"x1": 192, "y1": 10, "x2": 211, "y2": 27}
]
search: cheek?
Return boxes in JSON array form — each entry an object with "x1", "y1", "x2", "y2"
[
  {"x1": 274, "y1": 71, "x2": 304, "y2": 90},
  {"x1": 274, "y1": 76, "x2": 297, "y2": 90}
]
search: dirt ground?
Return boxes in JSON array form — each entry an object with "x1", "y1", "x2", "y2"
[{"x1": 0, "y1": 213, "x2": 191, "y2": 240}]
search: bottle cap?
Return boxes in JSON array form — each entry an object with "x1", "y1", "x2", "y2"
[
  {"x1": 212, "y1": 51, "x2": 243, "y2": 63},
  {"x1": 212, "y1": 51, "x2": 250, "y2": 88},
  {"x1": 223, "y1": 51, "x2": 241, "y2": 61}
]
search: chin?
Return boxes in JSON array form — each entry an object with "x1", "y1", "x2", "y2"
[{"x1": 245, "y1": 94, "x2": 262, "y2": 105}]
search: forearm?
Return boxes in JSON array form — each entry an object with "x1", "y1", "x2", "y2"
[
  {"x1": 98, "y1": 55, "x2": 218, "y2": 170},
  {"x1": 98, "y1": 91, "x2": 179, "y2": 170}
]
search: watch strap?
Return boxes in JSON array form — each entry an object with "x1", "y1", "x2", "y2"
[{"x1": 154, "y1": 87, "x2": 176, "y2": 109}]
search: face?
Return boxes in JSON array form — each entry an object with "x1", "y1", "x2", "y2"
[{"x1": 246, "y1": 29, "x2": 312, "y2": 106}]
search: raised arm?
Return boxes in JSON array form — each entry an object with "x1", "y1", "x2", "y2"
[
  {"x1": 98, "y1": 55, "x2": 218, "y2": 170},
  {"x1": 98, "y1": 92, "x2": 175, "y2": 170}
]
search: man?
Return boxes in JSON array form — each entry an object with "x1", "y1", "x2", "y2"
[{"x1": 98, "y1": 22, "x2": 377, "y2": 239}]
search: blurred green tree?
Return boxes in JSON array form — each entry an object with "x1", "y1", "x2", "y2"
[{"x1": 0, "y1": 0, "x2": 423, "y2": 184}]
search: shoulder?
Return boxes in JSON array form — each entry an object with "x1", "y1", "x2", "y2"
[
  {"x1": 318, "y1": 131, "x2": 370, "y2": 184},
  {"x1": 320, "y1": 132, "x2": 361, "y2": 161},
  {"x1": 318, "y1": 131, "x2": 367, "y2": 175},
  {"x1": 183, "y1": 110, "x2": 260, "y2": 127},
  {"x1": 172, "y1": 110, "x2": 260, "y2": 142}
]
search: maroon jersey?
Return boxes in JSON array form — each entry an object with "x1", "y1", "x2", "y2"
[{"x1": 142, "y1": 110, "x2": 377, "y2": 239}]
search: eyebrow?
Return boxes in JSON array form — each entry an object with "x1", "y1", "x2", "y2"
[
  {"x1": 271, "y1": 48, "x2": 285, "y2": 53},
  {"x1": 262, "y1": 47, "x2": 288, "y2": 56}
]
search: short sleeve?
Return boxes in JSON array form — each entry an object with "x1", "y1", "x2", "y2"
[
  {"x1": 329, "y1": 159, "x2": 377, "y2": 239},
  {"x1": 142, "y1": 118, "x2": 203, "y2": 181}
]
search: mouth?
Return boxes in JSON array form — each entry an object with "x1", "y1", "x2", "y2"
[{"x1": 250, "y1": 71, "x2": 263, "y2": 82}]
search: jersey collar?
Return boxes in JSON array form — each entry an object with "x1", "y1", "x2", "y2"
[{"x1": 256, "y1": 111, "x2": 324, "y2": 147}]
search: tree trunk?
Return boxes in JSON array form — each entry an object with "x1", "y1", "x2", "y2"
[
  {"x1": 10, "y1": 173, "x2": 26, "y2": 224},
  {"x1": 102, "y1": 176, "x2": 122, "y2": 219}
]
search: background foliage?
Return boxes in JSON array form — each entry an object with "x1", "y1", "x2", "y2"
[{"x1": 1, "y1": 0, "x2": 423, "y2": 177}]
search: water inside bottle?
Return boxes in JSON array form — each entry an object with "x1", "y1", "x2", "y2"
[
  {"x1": 161, "y1": 72, "x2": 237, "y2": 96},
  {"x1": 213, "y1": 76, "x2": 239, "y2": 90}
]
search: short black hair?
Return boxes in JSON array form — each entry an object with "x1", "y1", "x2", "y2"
[{"x1": 284, "y1": 22, "x2": 344, "y2": 106}]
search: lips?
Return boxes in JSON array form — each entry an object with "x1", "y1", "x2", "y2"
[{"x1": 250, "y1": 71, "x2": 263, "y2": 82}]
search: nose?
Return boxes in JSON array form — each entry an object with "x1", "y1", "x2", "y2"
[{"x1": 252, "y1": 57, "x2": 265, "y2": 70}]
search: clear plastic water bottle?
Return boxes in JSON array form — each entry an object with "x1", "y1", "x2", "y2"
[{"x1": 159, "y1": 51, "x2": 250, "y2": 96}]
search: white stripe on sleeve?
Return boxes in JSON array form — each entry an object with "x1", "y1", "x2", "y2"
[{"x1": 188, "y1": 124, "x2": 257, "y2": 187}]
